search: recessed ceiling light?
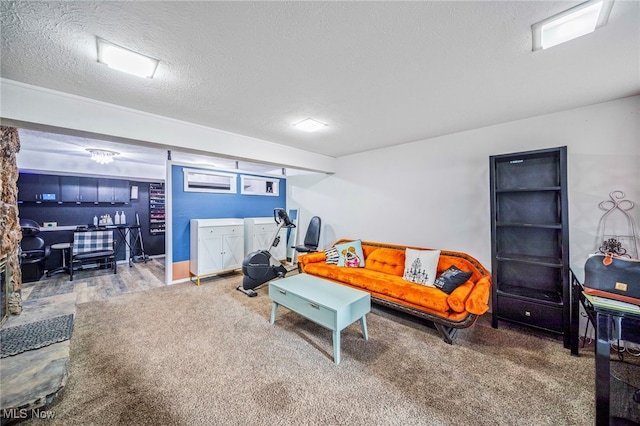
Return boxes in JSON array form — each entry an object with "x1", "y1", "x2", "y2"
[
  {"x1": 96, "y1": 38, "x2": 159, "y2": 78},
  {"x1": 293, "y1": 118, "x2": 327, "y2": 133},
  {"x1": 531, "y1": 0, "x2": 614, "y2": 51}
]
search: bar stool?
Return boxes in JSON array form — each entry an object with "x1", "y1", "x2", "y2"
[{"x1": 47, "y1": 242, "x2": 71, "y2": 276}]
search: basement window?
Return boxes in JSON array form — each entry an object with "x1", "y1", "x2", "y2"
[
  {"x1": 183, "y1": 168, "x2": 237, "y2": 194},
  {"x1": 241, "y1": 175, "x2": 279, "y2": 196}
]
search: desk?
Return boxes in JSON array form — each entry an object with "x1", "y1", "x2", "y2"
[
  {"x1": 571, "y1": 268, "x2": 640, "y2": 424},
  {"x1": 594, "y1": 308, "x2": 640, "y2": 424},
  {"x1": 107, "y1": 225, "x2": 142, "y2": 267}
]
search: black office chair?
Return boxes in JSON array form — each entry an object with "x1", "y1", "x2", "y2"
[
  {"x1": 19, "y1": 219, "x2": 50, "y2": 283},
  {"x1": 293, "y1": 216, "x2": 321, "y2": 254}
]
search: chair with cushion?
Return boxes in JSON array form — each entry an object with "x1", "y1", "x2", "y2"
[
  {"x1": 293, "y1": 216, "x2": 322, "y2": 257},
  {"x1": 19, "y1": 219, "x2": 50, "y2": 283},
  {"x1": 70, "y1": 230, "x2": 116, "y2": 281}
]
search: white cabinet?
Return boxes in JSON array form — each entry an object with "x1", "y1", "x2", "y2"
[
  {"x1": 190, "y1": 218, "x2": 244, "y2": 285},
  {"x1": 244, "y1": 217, "x2": 288, "y2": 261}
]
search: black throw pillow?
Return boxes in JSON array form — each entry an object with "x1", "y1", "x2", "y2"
[{"x1": 433, "y1": 266, "x2": 472, "y2": 294}]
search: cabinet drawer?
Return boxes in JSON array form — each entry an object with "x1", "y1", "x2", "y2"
[
  {"x1": 202, "y1": 225, "x2": 243, "y2": 236},
  {"x1": 270, "y1": 286, "x2": 335, "y2": 330},
  {"x1": 497, "y1": 295, "x2": 563, "y2": 333}
]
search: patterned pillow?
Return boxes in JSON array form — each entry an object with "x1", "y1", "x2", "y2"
[
  {"x1": 324, "y1": 247, "x2": 339, "y2": 265},
  {"x1": 335, "y1": 240, "x2": 365, "y2": 268},
  {"x1": 434, "y1": 266, "x2": 472, "y2": 294},
  {"x1": 403, "y1": 248, "x2": 440, "y2": 286}
]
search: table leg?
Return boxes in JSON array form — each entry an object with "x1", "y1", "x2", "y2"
[
  {"x1": 47, "y1": 246, "x2": 71, "y2": 277},
  {"x1": 595, "y1": 312, "x2": 610, "y2": 425},
  {"x1": 360, "y1": 315, "x2": 369, "y2": 340},
  {"x1": 333, "y1": 330, "x2": 341, "y2": 365},
  {"x1": 270, "y1": 302, "x2": 279, "y2": 324},
  {"x1": 569, "y1": 271, "x2": 580, "y2": 356}
]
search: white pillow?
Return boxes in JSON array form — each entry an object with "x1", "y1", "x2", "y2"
[{"x1": 403, "y1": 248, "x2": 441, "y2": 287}]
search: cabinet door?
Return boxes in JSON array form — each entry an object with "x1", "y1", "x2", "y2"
[
  {"x1": 198, "y1": 230, "x2": 223, "y2": 274},
  {"x1": 78, "y1": 177, "x2": 98, "y2": 202},
  {"x1": 112, "y1": 180, "x2": 130, "y2": 203},
  {"x1": 252, "y1": 223, "x2": 287, "y2": 260},
  {"x1": 271, "y1": 228, "x2": 288, "y2": 260},
  {"x1": 98, "y1": 179, "x2": 129, "y2": 203},
  {"x1": 18, "y1": 174, "x2": 60, "y2": 202},
  {"x1": 61, "y1": 177, "x2": 98, "y2": 202},
  {"x1": 254, "y1": 227, "x2": 273, "y2": 252},
  {"x1": 38, "y1": 175, "x2": 61, "y2": 201},
  {"x1": 98, "y1": 179, "x2": 113, "y2": 202},
  {"x1": 17, "y1": 174, "x2": 41, "y2": 202},
  {"x1": 222, "y1": 231, "x2": 244, "y2": 270},
  {"x1": 60, "y1": 176, "x2": 80, "y2": 202}
]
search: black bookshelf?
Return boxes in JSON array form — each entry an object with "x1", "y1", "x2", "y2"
[{"x1": 490, "y1": 146, "x2": 570, "y2": 347}]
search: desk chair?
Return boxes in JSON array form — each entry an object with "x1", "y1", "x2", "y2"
[
  {"x1": 293, "y1": 216, "x2": 321, "y2": 254},
  {"x1": 70, "y1": 230, "x2": 116, "y2": 281}
]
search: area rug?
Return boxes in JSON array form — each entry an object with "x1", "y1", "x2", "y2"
[{"x1": 0, "y1": 314, "x2": 74, "y2": 358}]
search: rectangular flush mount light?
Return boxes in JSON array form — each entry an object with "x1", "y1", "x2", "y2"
[
  {"x1": 532, "y1": 0, "x2": 614, "y2": 51},
  {"x1": 293, "y1": 118, "x2": 327, "y2": 132},
  {"x1": 96, "y1": 38, "x2": 159, "y2": 78}
]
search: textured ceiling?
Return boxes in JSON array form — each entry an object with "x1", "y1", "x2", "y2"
[{"x1": 1, "y1": 1, "x2": 639, "y2": 159}]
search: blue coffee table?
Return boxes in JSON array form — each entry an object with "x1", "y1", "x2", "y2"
[{"x1": 269, "y1": 273, "x2": 371, "y2": 365}]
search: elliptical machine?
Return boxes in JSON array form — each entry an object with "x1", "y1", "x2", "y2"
[{"x1": 237, "y1": 208, "x2": 296, "y2": 297}]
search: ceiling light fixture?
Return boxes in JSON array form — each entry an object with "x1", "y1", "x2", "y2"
[
  {"x1": 293, "y1": 118, "x2": 327, "y2": 133},
  {"x1": 96, "y1": 37, "x2": 159, "y2": 78},
  {"x1": 87, "y1": 149, "x2": 119, "y2": 164},
  {"x1": 532, "y1": 0, "x2": 614, "y2": 51}
]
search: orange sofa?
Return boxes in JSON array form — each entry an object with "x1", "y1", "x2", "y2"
[{"x1": 298, "y1": 239, "x2": 492, "y2": 344}]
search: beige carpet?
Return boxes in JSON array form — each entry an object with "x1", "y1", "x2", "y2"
[{"x1": 24, "y1": 273, "x2": 596, "y2": 425}]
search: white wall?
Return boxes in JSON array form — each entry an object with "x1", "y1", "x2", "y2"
[{"x1": 287, "y1": 96, "x2": 640, "y2": 271}]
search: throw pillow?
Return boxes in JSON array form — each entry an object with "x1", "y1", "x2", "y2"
[
  {"x1": 403, "y1": 248, "x2": 440, "y2": 286},
  {"x1": 434, "y1": 265, "x2": 472, "y2": 294},
  {"x1": 335, "y1": 240, "x2": 365, "y2": 268},
  {"x1": 324, "y1": 247, "x2": 339, "y2": 265}
]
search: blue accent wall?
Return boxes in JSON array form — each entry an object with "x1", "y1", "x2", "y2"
[{"x1": 171, "y1": 164, "x2": 286, "y2": 263}]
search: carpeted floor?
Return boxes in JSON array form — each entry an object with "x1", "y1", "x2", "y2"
[{"x1": 21, "y1": 273, "x2": 600, "y2": 425}]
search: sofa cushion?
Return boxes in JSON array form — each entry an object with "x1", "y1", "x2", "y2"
[
  {"x1": 447, "y1": 281, "x2": 474, "y2": 312},
  {"x1": 403, "y1": 248, "x2": 440, "y2": 286},
  {"x1": 364, "y1": 248, "x2": 405, "y2": 277},
  {"x1": 303, "y1": 263, "x2": 451, "y2": 313},
  {"x1": 434, "y1": 265, "x2": 473, "y2": 294},
  {"x1": 335, "y1": 240, "x2": 365, "y2": 268}
]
